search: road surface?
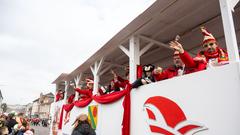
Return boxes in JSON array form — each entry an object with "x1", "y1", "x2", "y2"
[{"x1": 32, "y1": 125, "x2": 50, "y2": 135}]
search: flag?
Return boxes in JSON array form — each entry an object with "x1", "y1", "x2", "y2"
[{"x1": 88, "y1": 105, "x2": 98, "y2": 129}]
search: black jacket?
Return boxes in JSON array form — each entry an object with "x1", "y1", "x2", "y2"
[
  {"x1": 71, "y1": 122, "x2": 96, "y2": 135},
  {"x1": 6, "y1": 119, "x2": 17, "y2": 134}
]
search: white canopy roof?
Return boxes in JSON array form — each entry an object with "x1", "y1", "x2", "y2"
[{"x1": 54, "y1": 0, "x2": 240, "y2": 85}]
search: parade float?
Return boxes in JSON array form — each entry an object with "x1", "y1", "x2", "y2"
[{"x1": 50, "y1": 0, "x2": 240, "y2": 135}]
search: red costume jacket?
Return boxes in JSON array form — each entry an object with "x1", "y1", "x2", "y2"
[
  {"x1": 114, "y1": 76, "x2": 129, "y2": 89},
  {"x1": 154, "y1": 51, "x2": 207, "y2": 81},
  {"x1": 179, "y1": 51, "x2": 207, "y2": 70},
  {"x1": 203, "y1": 47, "x2": 228, "y2": 64},
  {"x1": 75, "y1": 88, "x2": 93, "y2": 99},
  {"x1": 67, "y1": 94, "x2": 75, "y2": 104}
]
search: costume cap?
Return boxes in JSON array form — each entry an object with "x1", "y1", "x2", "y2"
[
  {"x1": 143, "y1": 64, "x2": 155, "y2": 72},
  {"x1": 201, "y1": 27, "x2": 216, "y2": 45}
]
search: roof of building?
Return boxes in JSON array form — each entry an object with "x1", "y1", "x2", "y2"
[
  {"x1": 45, "y1": 92, "x2": 54, "y2": 98},
  {"x1": 33, "y1": 98, "x2": 39, "y2": 102},
  {"x1": 52, "y1": 73, "x2": 68, "y2": 84}
]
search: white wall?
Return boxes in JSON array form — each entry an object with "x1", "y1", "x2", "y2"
[
  {"x1": 61, "y1": 99, "x2": 124, "y2": 135},
  {"x1": 54, "y1": 62, "x2": 240, "y2": 135},
  {"x1": 131, "y1": 62, "x2": 240, "y2": 135}
]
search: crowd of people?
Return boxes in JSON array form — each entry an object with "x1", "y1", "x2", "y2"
[
  {"x1": 55, "y1": 27, "x2": 229, "y2": 102},
  {"x1": 104, "y1": 27, "x2": 228, "y2": 90},
  {"x1": 132, "y1": 27, "x2": 228, "y2": 88},
  {"x1": 0, "y1": 111, "x2": 52, "y2": 135},
  {"x1": 0, "y1": 112, "x2": 34, "y2": 135},
  {"x1": 51, "y1": 27, "x2": 232, "y2": 135}
]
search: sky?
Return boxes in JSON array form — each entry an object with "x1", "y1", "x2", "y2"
[{"x1": 0, "y1": 0, "x2": 155, "y2": 105}]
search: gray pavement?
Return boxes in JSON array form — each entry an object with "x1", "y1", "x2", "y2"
[{"x1": 31, "y1": 125, "x2": 50, "y2": 135}]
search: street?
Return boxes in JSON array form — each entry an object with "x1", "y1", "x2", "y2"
[{"x1": 32, "y1": 125, "x2": 50, "y2": 135}]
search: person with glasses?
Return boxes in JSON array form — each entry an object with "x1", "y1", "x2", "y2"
[{"x1": 170, "y1": 27, "x2": 228, "y2": 69}]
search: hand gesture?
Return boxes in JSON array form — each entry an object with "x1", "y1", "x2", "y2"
[
  {"x1": 154, "y1": 66, "x2": 163, "y2": 74},
  {"x1": 169, "y1": 41, "x2": 184, "y2": 54}
]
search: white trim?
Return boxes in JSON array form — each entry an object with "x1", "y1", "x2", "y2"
[
  {"x1": 129, "y1": 36, "x2": 140, "y2": 83},
  {"x1": 96, "y1": 57, "x2": 105, "y2": 75},
  {"x1": 229, "y1": 0, "x2": 240, "y2": 11},
  {"x1": 219, "y1": 0, "x2": 240, "y2": 62},
  {"x1": 64, "y1": 81, "x2": 69, "y2": 103},
  {"x1": 91, "y1": 58, "x2": 105, "y2": 95},
  {"x1": 74, "y1": 74, "x2": 82, "y2": 88},
  {"x1": 90, "y1": 66, "x2": 95, "y2": 75},
  {"x1": 74, "y1": 74, "x2": 82, "y2": 101},
  {"x1": 119, "y1": 45, "x2": 130, "y2": 57}
]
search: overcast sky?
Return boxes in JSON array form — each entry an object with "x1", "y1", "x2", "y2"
[{"x1": 0, "y1": 0, "x2": 155, "y2": 105}]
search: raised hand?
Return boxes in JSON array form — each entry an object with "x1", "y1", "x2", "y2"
[
  {"x1": 111, "y1": 69, "x2": 118, "y2": 81},
  {"x1": 169, "y1": 41, "x2": 184, "y2": 54}
]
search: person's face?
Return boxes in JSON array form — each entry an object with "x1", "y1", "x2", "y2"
[
  {"x1": 87, "y1": 83, "x2": 93, "y2": 89},
  {"x1": 145, "y1": 71, "x2": 152, "y2": 77},
  {"x1": 60, "y1": 93, "x2": 64, "y2": 98},
  {"x1": 173, "y1": 55, "x2": 184, "y2": 67},
  {"x1": 203, "y1": 41, "x2": 217, "y2": 53}
]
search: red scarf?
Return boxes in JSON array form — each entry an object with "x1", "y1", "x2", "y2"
[{"x1": 203, "y1": 47, "x2": 228, "y2": 62}]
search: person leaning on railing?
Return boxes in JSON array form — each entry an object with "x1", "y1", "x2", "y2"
[
  {"x1": 153, "y1": 51, "x2": 187, "y2": 81},
  {"x1": 111, "y1": 68, "x2": 129, "y2": 90},
  {"x1": 131, "y1": 64, "x2": 155, "y2": 88}
]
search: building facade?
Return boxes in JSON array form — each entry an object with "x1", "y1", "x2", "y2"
[
  {"x1": 31, "y1": 93, "x2": 54, "y2": 119},
  {"x1": 25, "y1": 103, "x2": 33, "y2": 118}
]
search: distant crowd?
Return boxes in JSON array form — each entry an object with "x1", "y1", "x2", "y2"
[
  {"x1": 0, "y1": 112, "x2": 34, "y2": 135},
  {"x1": 0, "y1": 112, "x2": 50, "y2": 135}
]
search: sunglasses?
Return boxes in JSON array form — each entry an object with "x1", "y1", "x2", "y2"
[{"x1": 203, "y1": 42, "x2": 215, "y2": 48}]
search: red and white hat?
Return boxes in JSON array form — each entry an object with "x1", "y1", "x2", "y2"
[
  {"x1": 86, "y1": 78, "x2": 94, "y2": 84},
  {"x1": 201, "y1": 27, "x2": 216, "y2": 45}
]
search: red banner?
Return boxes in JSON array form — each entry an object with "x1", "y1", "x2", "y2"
[
  {"x1": 58, "y1": 84, "x2": 132, "y2": 135},
  {"x1": 74, "y1": 98, "x2": 93, "y2": 107}
]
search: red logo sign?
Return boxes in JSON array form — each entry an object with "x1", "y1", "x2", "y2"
[{"x1": 144, "y1": 96, "x2": 207, "y2": 135}]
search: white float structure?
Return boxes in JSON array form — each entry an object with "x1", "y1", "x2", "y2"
[{"x1": 50, "y1": 0, "x2": 240, "y2": 135}]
